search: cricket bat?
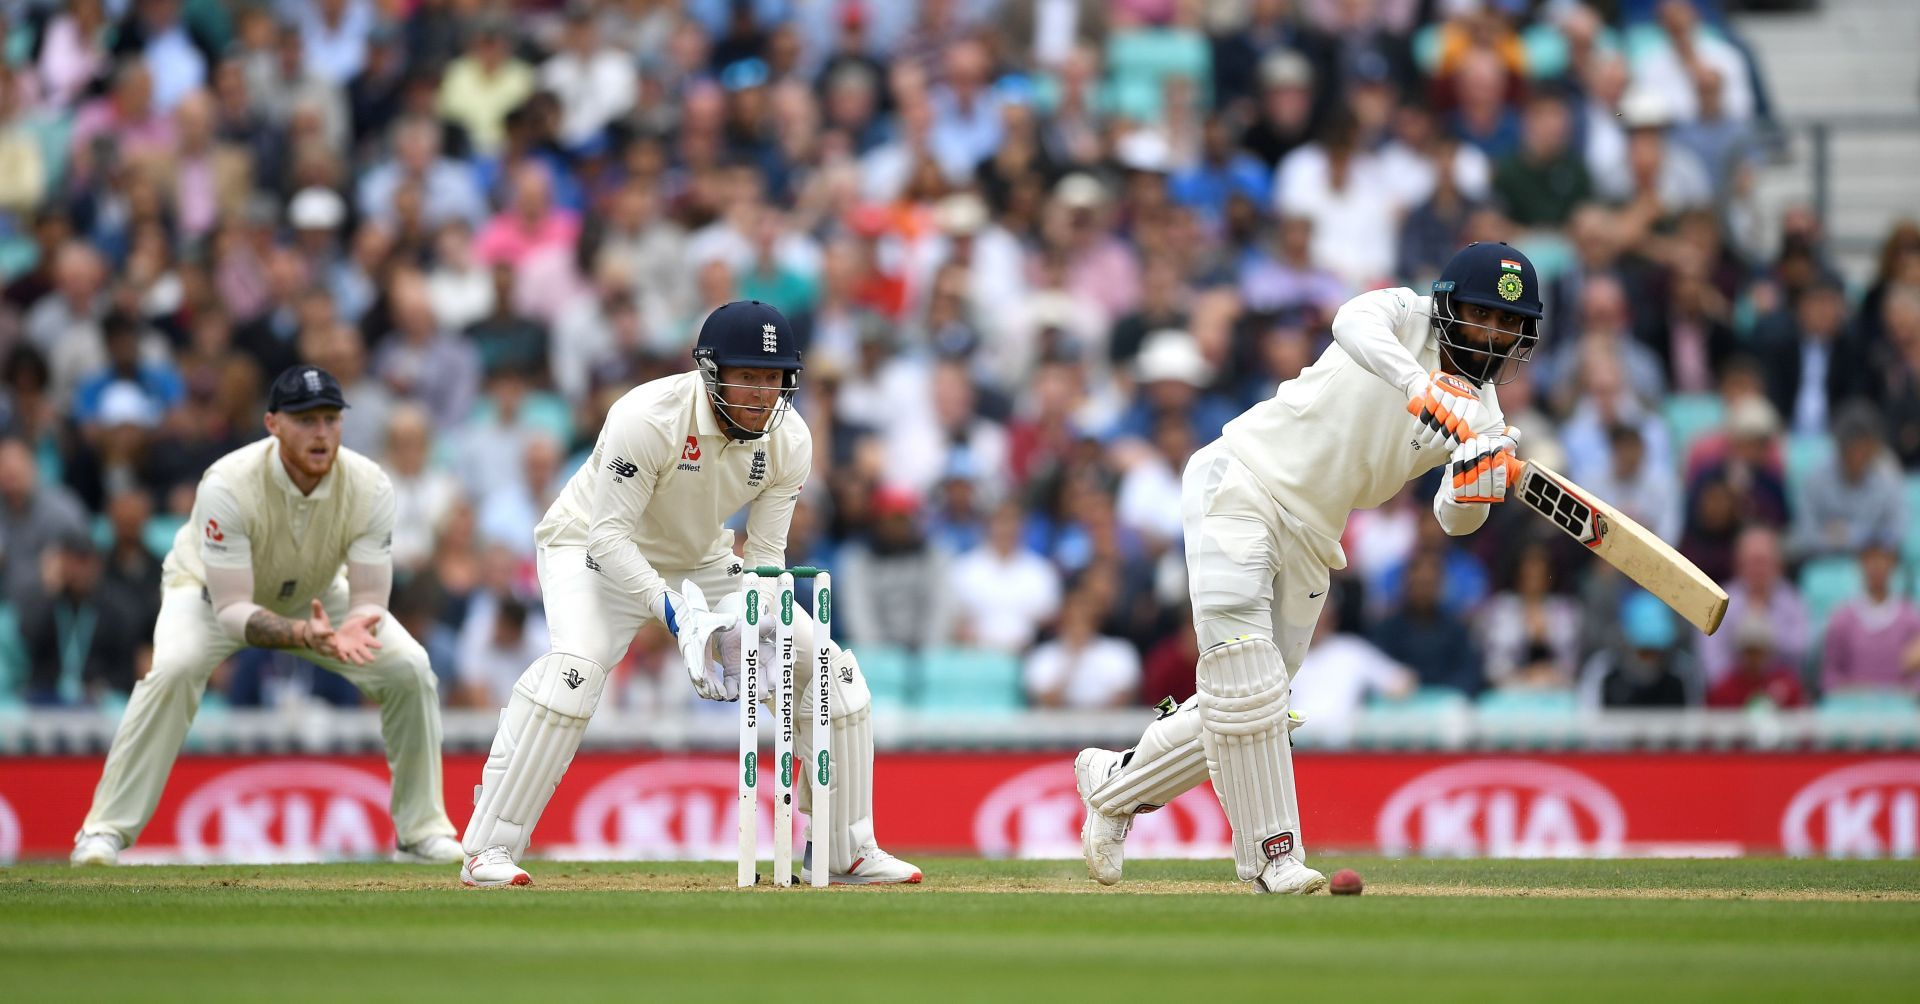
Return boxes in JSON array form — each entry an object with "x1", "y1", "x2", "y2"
[{"x1": 1498, "y1": 457, "x2": 1730, "y2": 635}]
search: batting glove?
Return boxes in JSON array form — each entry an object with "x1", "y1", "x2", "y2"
[
  {"x1": 1406, "y1": 371, "x2": 1496, "y2": 453},
  {"x1": 1445, "y1": 427, "x2": 1522, "y2": 505}
]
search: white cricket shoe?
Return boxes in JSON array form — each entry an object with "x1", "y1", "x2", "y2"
[
  {"x1": 801, "y1": 841, "x2": 924, "y2": 885},
  {"x1": 1253, "y1": 856, "x2": 1328, "y2": 895},
  {"x1": 395, "y1": 835, "x2": 464, "y2": 864},
  {"x1": 1074, "y1": 747, "x2": 1130, "y2": 886},
  {"x1": 460, "y1": 846, "x2": 531, "y2": 888},
  {"x1": 71, "y1": 832, "x2": 123, "y2": 867}
]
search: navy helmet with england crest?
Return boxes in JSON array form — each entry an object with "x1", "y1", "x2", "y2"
[{"x1": 691, "y1": 299, "x2": 803, "y2": 440}]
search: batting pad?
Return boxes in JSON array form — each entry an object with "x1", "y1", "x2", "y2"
[
  {"x1": 1196, "y1": 636, "x2": 1303, "y2": 882},
  {"x1": 462, "y1": 652, "x2": 608, "y2": 860},
  {"x1": 795, "y1": 648, "x2": 873, "y2": 873},
  {"x1": 1090, "y1": 697, "x2": 1209, "y2": 817}
]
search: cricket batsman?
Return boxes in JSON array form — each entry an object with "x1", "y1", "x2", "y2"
[
  {"x1": 1074, "y1": 243, "x2": 1543, "y2": 892},
  {"x1": 72, "y1": 366, "x2": 461, "y2": 866},
  {"x1": 459, "y1": 300, "x2": 921, "y2": 887}
]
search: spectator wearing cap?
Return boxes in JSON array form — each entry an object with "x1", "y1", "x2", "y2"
[
  {"x1": 1700, "y1": 526, "x2": 1808, "y2": 687},
  {"x1": 72, "y1": 311, "x2": 182, "y2": 430},
  {"x1": 1607, "y1": 87, "x2": 1714, "y2": 216},
  {"x1": 435, "y1": 18, "x2": 535, "y2": 156},
  {"x1": 1688, "y1": 394, "x2": 1791, "y2": 534},
  {"x1": 1579, "y1": 590, "x2": 1704, "y2": 708},
  {"x1": 0, "y1": 435, "x2": 89, "y2": 608},
  {"x1": 1821, "y1": 537, "x2": 1920, "y2": 696},
  {"x1": 950, "y1": 500, "x2": 1063, "y2": 654},
  {"x1": 1757, "y1": 276, "x2": 1859, "y2": 438},
  {"x1": 1492, "y1": 89, "x2": 1590, "y2": 229},
  {"x1": 1047, "y1": 172, "x2": 1142, "y2": 330},
  {"x1": 1789, "y1": 404, "x2": 1906, "y2": 562},
  {"x1": 17, "y1": 529, "x2": 151, "y2": 705},
  {"x1": 1707, "y1": 615, "x2": 1809, "y2": 709},
  {"x1": 539, "y1": 6, "x2": 637, "y2": 151},
  {"x1": 923, "y1": 192, "x2": 1028, "y2": 346},
  {"x1": 836, "y1": 484, "x2": 956, "y2": 652},
  {"x1": 1109, "y1": 256, "x2": 1190, "y2": 369},
  {"x1": 1111, "y1": 330, "x2": 1234, "y2": 446},
  {"x1": 1241, "y1": 48, "x2": 1318, "y2": 169},
  {"x1": 1024, "y1": 582, "x2": 1140, "y2": 709},
  {"x1": 356, "y1": 116, "x2": 488, "y2": 232}
]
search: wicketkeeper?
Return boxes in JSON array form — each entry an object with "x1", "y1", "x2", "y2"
[{"x1": 460, "y1": 300, "x2": 921, "y2": 887}]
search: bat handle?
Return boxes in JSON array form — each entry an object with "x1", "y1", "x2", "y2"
[{"x1": 1499, "y1": 455, "x2": 1524, "y2": 482}]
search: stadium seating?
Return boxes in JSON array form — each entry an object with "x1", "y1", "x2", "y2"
[
  {"x1": 855, "y1": 645, "x2": 915, "y2": 715},
  {"x1": 1361, "y1": 686, "x2": 1472, "y2": 749},
  {"x1": 1474, "y1": 689, "x2": 1582, "y2": 749},
  {"x1": 1798, "y1": 556, "x2": 1865, "y2": 642},
  {"x1": 918, "y1": 649, "x2": 1025, "y2": 713},
  {"x1": 1784, "y1": 434, "x2": 1835, "y2": 496},
  {"x1": 1662, "y1": 394, "x2": 1728, "y2": 459},
  {"x1": 1815, "y1": 689, "x2": 1920, "y2": 750}
]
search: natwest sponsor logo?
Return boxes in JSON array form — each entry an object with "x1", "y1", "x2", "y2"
[
  {"x1": 1376, "y1": 760, "x2": 1627, "y2": 857},
  {"x1": 173, "y1": 762, "x2": 393, "y2": 863},
  {"x1": 1781, "y1": 760, "x2": 1920, "y2": 859},
  {"x1": 972, "y1": 763, "x2": 1228, "y2": 859},
  {"x1": 0, "y1": 793, "x2": 20, "y2": 863},
  {"x1": 569, "y1": 760, "x2": 797, "y2": 860}
]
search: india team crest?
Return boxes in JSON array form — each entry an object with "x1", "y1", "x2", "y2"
[{"x1": 1496, "y1": 272, "x2": 1524, "y2": 302}]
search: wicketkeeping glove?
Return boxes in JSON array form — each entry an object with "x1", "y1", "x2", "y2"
[
  {"x1": 1406, "y1": 371, "x2": 1496, "y2": 453},
  {"x1": 1445, "y1": 427, "x2": 1522, "y2": 505},
  {"x1": 674, "y1": 579, "x2": 749, "y2": 701}
]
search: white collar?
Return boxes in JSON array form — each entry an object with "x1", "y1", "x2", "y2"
[{"x1": 268, "y1": 439, "x2": 336, "y2": 501}]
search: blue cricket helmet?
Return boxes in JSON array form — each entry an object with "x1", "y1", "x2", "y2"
[
  {"x1": 692, "y1": 300, "x2": 803, "y2": 439},
  {"x1": 1430, "y1": 242, "x2": 1542, "y2": 385}
]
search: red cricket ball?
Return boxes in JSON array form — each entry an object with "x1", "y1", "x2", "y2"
[{"x1": 1329, "y1": 868, "x2": 1364, "y2": 895}]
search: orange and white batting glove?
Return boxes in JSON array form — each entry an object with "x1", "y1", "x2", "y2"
[
  {"x1": 1406, "y1": 371, "x2": 1494, "y2": 453},
  {"x1": 1445, "y1": 427, "x2": 1522, "y2": 504}
]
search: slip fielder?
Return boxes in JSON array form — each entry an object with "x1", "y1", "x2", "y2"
[
  {"x1": 1074, "y1": 242, "x2": 1545, "y2": 892},
  {"x1": 72, "y1": 366, "x2": 460, "y2": 866},
  {"x1": 459, "y1": 300, "x2": 921, "y2": 887}
]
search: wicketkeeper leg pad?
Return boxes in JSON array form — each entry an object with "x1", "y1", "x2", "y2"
[
  {"x1": 1089, "y1": 696, "x2": 1209, "y2": 817},
  {"x1": 1196, "y1": 635, "x2": 1303, "y2": 882},
  {"x1": 794, "y1": 647, "x2": 873, "y2": 873},
  {"x1": 462, "y1": 652, "x2": 608, "y2": 861}
]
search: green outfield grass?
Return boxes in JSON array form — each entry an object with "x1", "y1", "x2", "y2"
[{"x1": 4, "y1": 858, "x2": 1918, "y2": 1002}]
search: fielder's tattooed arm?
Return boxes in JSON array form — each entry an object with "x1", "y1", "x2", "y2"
[{"x1": 243, "y1": 608, "x2": 310, "y2": 650}]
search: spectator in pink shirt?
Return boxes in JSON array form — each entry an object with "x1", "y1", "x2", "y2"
[
  {"x1": 1820, "y1": 537, "x2": 1920, "y2": 695},
  {"x1": 474, "y1": 161, "x2": 580, "y2": 269}
]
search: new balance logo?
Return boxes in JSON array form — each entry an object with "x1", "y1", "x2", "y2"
[
  {"x1": 607, "y1": 457, "x2": 638, "y2": 480},
  {"x1": 563, "y1": 668, "x2": 585, "y2": 690},
  {"x1": 585, "y1": 554, "x2": 601, "y2": 573}
]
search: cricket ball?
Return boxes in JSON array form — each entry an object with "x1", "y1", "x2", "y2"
[{"x1": 1329, "y1": 868, "x2": 1364, "y2": 896}]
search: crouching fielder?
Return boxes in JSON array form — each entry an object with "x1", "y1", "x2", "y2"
[
  {"x1": 1074, "y1": 243, "x2": 1544, "y2": 892},
  {"x1": 460, "y1": 300, "x2": 921, "y2": 887},
  {"x1": 73, "y1": 366, "x2": 458, "y2": 866}
]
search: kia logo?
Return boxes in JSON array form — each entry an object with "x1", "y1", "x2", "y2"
[
  {"x1": 174, "y1": 763, "x2": 394, "y2": 863},
  {"x1": 0, "y1": 793, "x2": 19, "y2": 864},
  {"x1": 1376, "y1": 760, "x2": 1627, "y2": 858},
  {"x1": 972, "y1": 763, "x2": 1228, "y2": 859},
  {"x1": 1781, "y1": 760, "x2": 1920, "y2": 859},
  {"x1": 570, "y1": 759, "x2": 794, "y2": 859}
]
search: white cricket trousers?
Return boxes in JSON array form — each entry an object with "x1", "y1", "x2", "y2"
[
  {"x1": 1182, "y1": 439, "x2": 1333, "y2": 660},
  {"x1": 77, "y1": 578, "x2": 456, "y2": 848}
]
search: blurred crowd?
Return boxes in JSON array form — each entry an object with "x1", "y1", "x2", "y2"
[{"x1": 0, "y1": 0, "x2": 1915, "y2": 726}]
